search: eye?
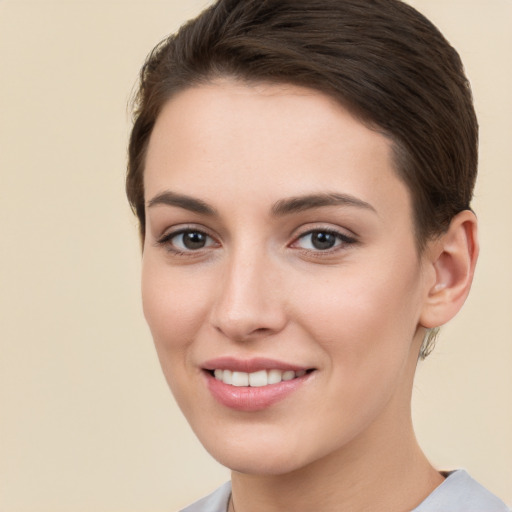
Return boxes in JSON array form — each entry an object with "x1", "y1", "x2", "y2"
[
  {"x1": 158, "y1": 229, "x2": 217, "y2": 252},
  {"x1": 293, "y1": 229, "x2": 355, "y2": 251}
]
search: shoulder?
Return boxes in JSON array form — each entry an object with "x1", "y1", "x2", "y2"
[
  {"x1": 179, "y1": 482, "x2": 231, "y2": 512},
  {"x1": 413, "y1": 470, "x2": 510, "y2": 512},
  {"x1": 179, "y1": 473, "x2": 511, "y2": 512}
]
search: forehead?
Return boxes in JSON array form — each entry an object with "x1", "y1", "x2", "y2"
[{"x1": 144, "y1": 80, "x2": 412, "y2": 223}]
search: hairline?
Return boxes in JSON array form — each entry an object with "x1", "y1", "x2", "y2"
[{"x1": 137, "y1": 74, "x2": 429, "y2": 253}]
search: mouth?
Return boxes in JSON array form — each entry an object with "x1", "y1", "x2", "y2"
[
  {"x1": 208, "y1": 368, "x2": 313, "y2": 387},
  {"x1": 201, "y1": 357, "x2": 316, "y2": 411}
]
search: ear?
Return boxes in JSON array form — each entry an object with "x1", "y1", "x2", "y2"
[{"x1": 420, "y1": 210, "x2": 479, "y2": 329}]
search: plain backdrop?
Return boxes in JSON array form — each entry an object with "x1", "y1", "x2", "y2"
[{"x1": 1, "y1": 1, "x2": 511, "y2": 510}]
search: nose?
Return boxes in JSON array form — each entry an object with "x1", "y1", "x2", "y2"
[{"x1": 209, "y1": 248, "x2": 287, "y2": 342}]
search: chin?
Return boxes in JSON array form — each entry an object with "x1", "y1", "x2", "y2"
[
  {"x1": 213, "y1": 450, "x2": 307, "y2": 476},
  {"x1": 195, "y1": 427, "x2": 326, "y2": 476}
]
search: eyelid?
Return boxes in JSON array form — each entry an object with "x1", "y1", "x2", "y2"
[
  {"x1": 291, "y1": 223, "x2": 357, "y2": 241},
  {"x1": 289, "y1": 225, "x2": 358, "y2": 252},
  {"x1": 155, "y1": 224, "x2": 220, "y2": 253}
]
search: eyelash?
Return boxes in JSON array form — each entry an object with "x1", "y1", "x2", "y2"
[
  {"x1": 155, "y1": 228, "x2": 218, "y2": 255},
  {"x1": 291, "y1": 228, "x2": 357, "y2": 253},
  {"x1": 155, "y1": 227, "x2": 357, "y2": 256}
]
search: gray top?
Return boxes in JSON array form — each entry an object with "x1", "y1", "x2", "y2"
[{"x1": 180, "y1": 470, "x2": 510, "y2": 512}]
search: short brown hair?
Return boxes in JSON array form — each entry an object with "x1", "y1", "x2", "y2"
[
  {"x1": 127, "y1": 0, "x2": 477, "y2": 247},
  {"x1": 126, "y1": 0, "x2": 478, "y2": 356}
]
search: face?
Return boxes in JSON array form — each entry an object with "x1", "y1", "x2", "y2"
[{"x1": 142, "y1": 81, "x2": 431, "y2": 475}]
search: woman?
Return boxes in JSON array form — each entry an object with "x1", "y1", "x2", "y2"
[{"x1": 126, "y1": 0, "x2": 510, "y2": 510}]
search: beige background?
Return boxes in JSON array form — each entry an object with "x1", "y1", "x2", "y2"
[{"x1": 1, "y1": 0, "x2": 510, "y2": 510}]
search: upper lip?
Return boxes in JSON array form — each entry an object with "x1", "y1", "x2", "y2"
[{"x1": 202, "y1": 356, "x2": 311, "y2": 373}]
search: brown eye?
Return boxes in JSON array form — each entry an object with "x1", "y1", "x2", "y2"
[
  {"x1": 294, "y1": 229, "x2": 355, "y2": 251},
  {"x1": 162, "y1": 230, "x2": 216, "y2": 251},
  {"x1": 310, "y1": 232, "x2": 337, "y2": 250},
  {"x1": 180, "y1": 231, "x2": 208, "y2": 250}
]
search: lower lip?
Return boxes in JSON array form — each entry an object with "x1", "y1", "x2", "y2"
[{"x1": 205, "y1": 371, "x2": 312, "y2": 412}]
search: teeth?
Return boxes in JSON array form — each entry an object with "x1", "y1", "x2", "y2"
[
  {"x1": 267, "y1": 369, "x2": 282, "y2": 385},
  {"x1": 282, "y1": 370, "x2": 295, "y2": 381},
  {"x1": 213, "y1": 369, "x2": 307, "y2": 387},
  {"x1": 223, "y1": 369, "x2": 232, "y2": 385},
  {"x1": 249, "y1": 370, "x2": 267, "y2": 387},
  {"x1": 232, "y1": 371, "x2": 249, "y2": 387}
]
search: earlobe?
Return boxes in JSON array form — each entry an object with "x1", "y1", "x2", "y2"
[{"x1": 420, "y1": 210, "x2": 479, "y2": 329}]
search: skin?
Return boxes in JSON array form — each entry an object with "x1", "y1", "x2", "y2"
[{"x1": 141, "y1": 80, "x2": 478, "y2": 511}]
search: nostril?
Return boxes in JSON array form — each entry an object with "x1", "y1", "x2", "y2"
[{"x1": 253, "y1": 327, "x2": 272, "y2": 334}]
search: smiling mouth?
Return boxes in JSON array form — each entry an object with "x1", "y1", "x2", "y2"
[
  {"x1": 204, "y1": 362, "x2": 316, "y2": 410},
  {"x1": 209, "y1": 368, "x2": 314, "y2": 387}
]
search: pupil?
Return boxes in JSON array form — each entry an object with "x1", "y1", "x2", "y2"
[
  {"x1": 312, "y1": 231, "x2": 336, "y2": 250},
  {"x1": 183, "y1": 231, "x2": 206, "y2": 249}
]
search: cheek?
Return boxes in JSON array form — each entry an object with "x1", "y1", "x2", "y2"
[
  {"x1": 141, "y1": 256, "x2": 211, "y2": 370},
  {"x1": 283, "y1": 260, "x2": 424, "y2": 447},
  {"x1": 291, "y1": 254, "x2": 424, "y2": 371}
]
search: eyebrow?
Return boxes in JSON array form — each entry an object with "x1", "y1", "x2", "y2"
[
  {"x1": 271, "y1": 193, "x2": 377, "y2": 216},
  {"x1": 146, "y1": 190, "x2": 376, "y2": 217},
  {"x1": 147, "y1": 190, "x2": 217, "y2": 215}
]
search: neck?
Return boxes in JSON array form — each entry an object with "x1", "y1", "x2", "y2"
[
  {"x1": 230, "y1": 338, "x2": 443, "y2": 512},
  {"x1": 231, "y1": 417, "x2": 442, "y2": 512}
]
